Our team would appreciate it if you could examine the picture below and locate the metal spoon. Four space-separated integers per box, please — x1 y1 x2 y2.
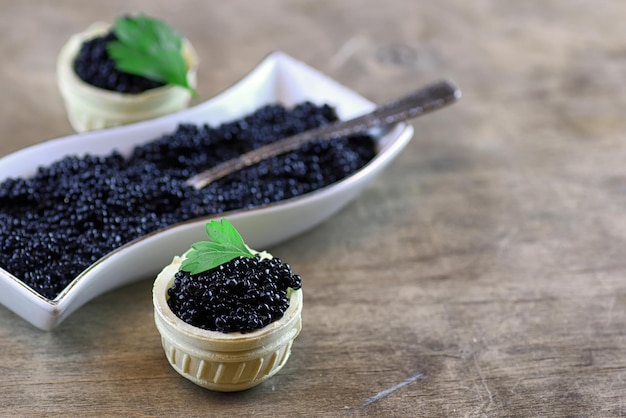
186 80 461 190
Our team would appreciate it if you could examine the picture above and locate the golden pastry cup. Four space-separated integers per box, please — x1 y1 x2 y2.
152 257 303 392
56 22 198 133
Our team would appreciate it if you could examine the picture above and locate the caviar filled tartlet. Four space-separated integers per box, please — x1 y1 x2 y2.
153 219 303 391
57 14 198 132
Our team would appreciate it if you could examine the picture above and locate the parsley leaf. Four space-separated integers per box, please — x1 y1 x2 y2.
180 219 255 275
107 14 196 95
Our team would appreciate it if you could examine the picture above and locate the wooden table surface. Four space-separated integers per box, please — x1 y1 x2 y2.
1 1 625 416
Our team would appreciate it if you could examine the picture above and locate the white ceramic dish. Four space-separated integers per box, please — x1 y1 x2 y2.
0 51 414 331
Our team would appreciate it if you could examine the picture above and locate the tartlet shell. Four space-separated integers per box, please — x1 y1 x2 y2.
152 256 303 391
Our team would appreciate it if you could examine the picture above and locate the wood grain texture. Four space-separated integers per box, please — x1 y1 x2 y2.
1 0 625 416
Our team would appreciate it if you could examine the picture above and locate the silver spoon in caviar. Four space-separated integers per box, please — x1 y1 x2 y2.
186 80 461 190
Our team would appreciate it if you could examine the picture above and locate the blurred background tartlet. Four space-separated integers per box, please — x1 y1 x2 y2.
56 20 198 132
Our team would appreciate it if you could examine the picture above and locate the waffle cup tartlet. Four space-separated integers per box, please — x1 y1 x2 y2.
153 255 303 392
56 22 198 133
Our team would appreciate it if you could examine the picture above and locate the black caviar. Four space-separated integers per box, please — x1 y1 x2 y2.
0 102 376 299
74 32 165 93
168 254 301 333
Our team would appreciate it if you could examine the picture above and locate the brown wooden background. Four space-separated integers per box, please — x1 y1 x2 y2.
0 1 624 416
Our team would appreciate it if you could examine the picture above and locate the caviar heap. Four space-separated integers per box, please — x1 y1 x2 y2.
74 32 165 93
168 254 301 333
0 103 376 299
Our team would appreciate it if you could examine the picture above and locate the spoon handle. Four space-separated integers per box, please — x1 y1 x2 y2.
187 80 461 190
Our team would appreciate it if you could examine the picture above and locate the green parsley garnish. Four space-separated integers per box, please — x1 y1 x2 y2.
107 14 197 95
180 219 255 275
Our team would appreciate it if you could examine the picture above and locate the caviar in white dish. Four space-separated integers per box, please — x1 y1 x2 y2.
0 101 366 300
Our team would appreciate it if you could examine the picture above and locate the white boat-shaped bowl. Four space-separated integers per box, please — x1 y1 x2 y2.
0 51 414 331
